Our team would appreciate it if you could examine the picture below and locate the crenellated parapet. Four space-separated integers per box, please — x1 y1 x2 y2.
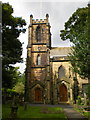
32 19 47 24
30 14 49 25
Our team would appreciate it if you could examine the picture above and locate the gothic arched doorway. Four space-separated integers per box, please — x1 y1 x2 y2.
59 84 68 102
35 87 42 102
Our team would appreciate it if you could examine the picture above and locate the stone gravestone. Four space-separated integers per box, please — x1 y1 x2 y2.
11 95 18 118
24 102 28 110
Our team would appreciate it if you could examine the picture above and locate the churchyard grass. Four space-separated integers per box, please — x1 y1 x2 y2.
2 104 67 119
83 112 90 118
74 107 90 118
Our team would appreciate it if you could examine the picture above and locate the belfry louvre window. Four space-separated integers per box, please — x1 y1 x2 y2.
37 54 41 65
36 26 42 42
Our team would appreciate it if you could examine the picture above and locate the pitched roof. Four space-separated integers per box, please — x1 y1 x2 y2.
50 47 71 57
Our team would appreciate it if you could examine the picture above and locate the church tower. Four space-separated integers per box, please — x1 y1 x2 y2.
26 14 51 104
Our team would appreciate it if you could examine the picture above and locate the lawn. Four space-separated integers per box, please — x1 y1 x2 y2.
74 107 90 118
2 104 67 119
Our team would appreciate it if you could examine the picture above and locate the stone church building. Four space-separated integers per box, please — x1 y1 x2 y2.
26 14 88 104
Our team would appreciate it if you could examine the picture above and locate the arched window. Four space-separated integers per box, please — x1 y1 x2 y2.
36 26 42 42
58 65 66 79
36 54 41 65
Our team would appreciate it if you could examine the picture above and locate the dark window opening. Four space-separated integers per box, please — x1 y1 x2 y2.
36 26 42 42
36 54 41 65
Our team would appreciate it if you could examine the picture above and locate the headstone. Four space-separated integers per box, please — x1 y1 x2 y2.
11 95 18 118
24 102 28 110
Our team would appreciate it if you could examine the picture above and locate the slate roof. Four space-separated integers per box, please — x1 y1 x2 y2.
50 47 71 58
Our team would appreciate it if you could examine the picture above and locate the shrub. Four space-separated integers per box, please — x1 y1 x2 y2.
85 84 90 99
85 84 90 105
77 96 82 105
2 88 18 103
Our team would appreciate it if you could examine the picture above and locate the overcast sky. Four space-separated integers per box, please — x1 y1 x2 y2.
2 0 88 73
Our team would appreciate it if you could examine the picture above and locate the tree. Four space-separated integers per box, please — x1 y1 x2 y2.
60 4 90 82
85 84 90 105
2 67 23 103
2 3 26 88
13 82 24 95
13 72 25 94
17 72 25 84
72 77 79 104
2 67 21 89
13 73 25 104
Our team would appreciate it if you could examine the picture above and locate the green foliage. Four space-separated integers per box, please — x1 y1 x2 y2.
2 88 17 97
74 107 90 118
77 96 82 105
2 3 26 66
83 112 90 118
17 73 25 84
2 3 26 89
2 67 21 88
2 70 25 103
2 88 17 104
60 7 88 42
85 84 90 99
60 5 90 80
13 73 25 95
72 77 79 103
13 82 24 95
